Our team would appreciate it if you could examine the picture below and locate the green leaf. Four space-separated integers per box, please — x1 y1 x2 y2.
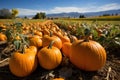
13 40 21 50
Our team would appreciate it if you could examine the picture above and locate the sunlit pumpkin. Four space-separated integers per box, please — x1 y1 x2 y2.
61 42 72 57
70 39 106 71
37 41 62 70
9 46 38 77
33 30 43 37
42 32 62 49
53 32 70 44
29 35 42 48
53 78 64 80
0 33 7 41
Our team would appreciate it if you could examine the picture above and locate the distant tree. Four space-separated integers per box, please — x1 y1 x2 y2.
102 14 110 16
33 12 46 19
11 8 19 18
111 13 114 16
0 8 12 19
33 13 40 19
115 13 118 16
40 12 46 19
24 16 28 19
79 15 85 18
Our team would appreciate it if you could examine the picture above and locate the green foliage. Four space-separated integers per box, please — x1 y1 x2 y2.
79 15 85 18
4 22 29 51
11 8 19 18
33 12 46 19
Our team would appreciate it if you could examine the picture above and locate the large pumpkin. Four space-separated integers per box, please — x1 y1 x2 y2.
37 41 62 70
9 46 38 77
70 39 106 71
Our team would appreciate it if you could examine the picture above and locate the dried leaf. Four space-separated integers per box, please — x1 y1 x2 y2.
59 67 73 78
114 40 120 45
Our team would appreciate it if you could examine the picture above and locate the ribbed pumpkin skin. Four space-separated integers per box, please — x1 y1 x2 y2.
29 35 42 48
37 46 62 70
9 47 37 77
61 42 72 57
42 35 62 49
70 40 106 71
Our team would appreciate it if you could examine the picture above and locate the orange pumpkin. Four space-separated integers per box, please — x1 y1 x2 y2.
0 33 7 41
53 78 64 80
61 42 72 57
53 32 70 44
37 41 62 70
29 35 42 48
33 30 42 37
70 35 78 42
42 33 62 49
9 46 38 77
70 39 106 71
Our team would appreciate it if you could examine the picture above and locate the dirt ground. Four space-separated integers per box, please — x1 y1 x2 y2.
0 41 120 80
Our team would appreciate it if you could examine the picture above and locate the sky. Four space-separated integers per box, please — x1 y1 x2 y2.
0 0 120 16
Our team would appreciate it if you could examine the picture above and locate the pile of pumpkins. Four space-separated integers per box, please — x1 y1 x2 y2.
0 20 106 78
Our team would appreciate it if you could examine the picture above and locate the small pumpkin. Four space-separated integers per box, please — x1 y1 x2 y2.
29 35 42 48
42 32 62 49
0 33 7 41
53 32 70 44
37 41 62 70
61 42 72 57
9 46 38 77
70 38 106 71
33 30 43 37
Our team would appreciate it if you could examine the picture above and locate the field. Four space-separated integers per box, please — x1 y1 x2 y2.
0 18 120 80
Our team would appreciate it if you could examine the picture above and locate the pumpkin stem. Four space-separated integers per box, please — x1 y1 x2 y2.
50 31 53 37
48 41 55 49
21 45 27 54
84 28 91 42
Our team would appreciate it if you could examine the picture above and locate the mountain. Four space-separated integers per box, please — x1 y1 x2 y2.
19 9 120 18
46 9 120 18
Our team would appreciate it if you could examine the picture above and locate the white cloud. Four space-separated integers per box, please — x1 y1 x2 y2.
49 3 120 13
98 3 120 11
17 8 46 15
17 3 120 15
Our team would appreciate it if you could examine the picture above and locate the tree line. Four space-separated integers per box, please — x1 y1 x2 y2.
0 8 18 19
0 8 119 19
0 8 46 19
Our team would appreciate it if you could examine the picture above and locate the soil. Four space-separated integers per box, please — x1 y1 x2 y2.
0 41 120 80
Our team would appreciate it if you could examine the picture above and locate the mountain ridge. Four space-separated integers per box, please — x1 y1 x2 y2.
47 9 120 18
19 9 120 18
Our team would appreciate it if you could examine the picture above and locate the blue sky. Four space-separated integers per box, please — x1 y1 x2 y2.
0 0 120 15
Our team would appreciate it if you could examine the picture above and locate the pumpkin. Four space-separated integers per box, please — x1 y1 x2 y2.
33 30 42 37
29 35 42 48
70 39 106 71
37 41 62 70
53 32 70 44
15 36 21 40
61 42 72 57
9 46 38 77
53 78 64 80
0 33 7 41
42 32 62 49
69 35 78 43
